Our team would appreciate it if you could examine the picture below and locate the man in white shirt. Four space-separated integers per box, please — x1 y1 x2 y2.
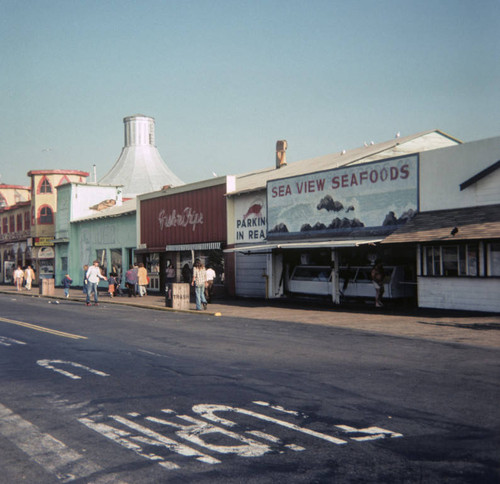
85 260 107 306
205 266 216 303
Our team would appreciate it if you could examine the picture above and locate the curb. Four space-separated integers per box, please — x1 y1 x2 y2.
0 290 222 317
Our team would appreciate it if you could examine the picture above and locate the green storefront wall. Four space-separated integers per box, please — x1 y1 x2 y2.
55 212 137 290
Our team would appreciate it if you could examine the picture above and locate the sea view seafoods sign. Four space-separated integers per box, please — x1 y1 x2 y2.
267 155 418 236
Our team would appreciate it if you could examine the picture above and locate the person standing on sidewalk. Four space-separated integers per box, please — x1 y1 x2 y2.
24 265 35 290
85 260 107 306
107 273 117 297
125 265 138 297
191 259 208 310
137 263 148 297
371 262 385 308
14 265 24 291
205 266 216 303
82 265 89 294
62 274 73 298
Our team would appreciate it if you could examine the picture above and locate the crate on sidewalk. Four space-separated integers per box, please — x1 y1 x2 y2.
39 278 55 296
165 283 190 310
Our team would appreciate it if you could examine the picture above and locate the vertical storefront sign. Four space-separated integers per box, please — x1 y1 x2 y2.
234 194 267 243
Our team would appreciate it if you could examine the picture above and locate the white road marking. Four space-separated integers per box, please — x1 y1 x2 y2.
80 403 405 471
0 403 126 483
80 417 183 471
335 425 403 441
253 401 300 415
246 430 281 442
80 415 221 468
192 404 348 445
37 360 110 380
0 335 27 346
246 429 306 451
146 414 270 457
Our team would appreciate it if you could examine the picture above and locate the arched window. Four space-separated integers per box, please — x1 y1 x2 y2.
38 205 54 224
0 193 7 208
37 176 53 194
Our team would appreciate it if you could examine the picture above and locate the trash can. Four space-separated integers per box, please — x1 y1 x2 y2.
165 283 190 310
39 278 55 296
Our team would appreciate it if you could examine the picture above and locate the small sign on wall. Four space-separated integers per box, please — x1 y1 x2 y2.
234 194 267 243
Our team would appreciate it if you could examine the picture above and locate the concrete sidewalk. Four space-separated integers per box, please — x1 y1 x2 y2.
1 285 500 348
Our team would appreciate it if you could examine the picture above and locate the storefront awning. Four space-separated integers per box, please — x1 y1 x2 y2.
224 238 382 253
165 242 222 251
382 203 500 244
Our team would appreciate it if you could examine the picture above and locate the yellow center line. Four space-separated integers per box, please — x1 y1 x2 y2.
0 317 87 340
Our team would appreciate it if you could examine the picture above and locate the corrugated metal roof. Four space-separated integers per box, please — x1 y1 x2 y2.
381 204 500 244
229 130 460 195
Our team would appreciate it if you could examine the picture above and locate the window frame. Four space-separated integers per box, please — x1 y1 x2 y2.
16 213 23 232
37 176 53 194
38 205 54 225
422 242 480 277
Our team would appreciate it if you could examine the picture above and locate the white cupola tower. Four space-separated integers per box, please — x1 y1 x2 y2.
99 114 183 198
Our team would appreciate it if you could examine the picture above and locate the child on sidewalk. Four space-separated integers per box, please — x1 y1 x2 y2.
108 273 117 297
62 274 73 298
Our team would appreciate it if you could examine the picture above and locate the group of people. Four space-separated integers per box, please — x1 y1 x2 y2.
13 258 217 309
13 265 35 291
124 263 148 297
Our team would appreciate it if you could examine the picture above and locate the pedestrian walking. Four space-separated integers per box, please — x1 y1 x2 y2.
82 265 89 294
24 265 35 290
108 273 117 297
205 266 216 303
61 274 73 298
125 265 138 297
115 272 124 296
191 259 208 310
137 263 148 297
14 265 24 291
85 260 107 306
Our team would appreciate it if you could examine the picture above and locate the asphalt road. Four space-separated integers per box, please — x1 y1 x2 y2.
0 294 499 483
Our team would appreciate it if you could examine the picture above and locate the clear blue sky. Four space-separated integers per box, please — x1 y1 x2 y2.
1 0 499 187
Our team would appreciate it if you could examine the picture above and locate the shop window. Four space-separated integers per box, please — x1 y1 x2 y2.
96 249 107 274
110 248 122 277
487 243 500 276
61 257 68 273
16 214 23 231
423 244 479 277
39 205 54 224
38 176 53 194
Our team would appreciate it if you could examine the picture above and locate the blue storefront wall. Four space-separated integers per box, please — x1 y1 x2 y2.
57 212 136 290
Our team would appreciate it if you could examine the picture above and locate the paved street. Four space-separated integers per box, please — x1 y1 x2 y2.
0 289 499 483
2 285 500 348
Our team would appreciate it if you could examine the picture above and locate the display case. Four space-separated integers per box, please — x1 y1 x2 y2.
288 265 415 299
